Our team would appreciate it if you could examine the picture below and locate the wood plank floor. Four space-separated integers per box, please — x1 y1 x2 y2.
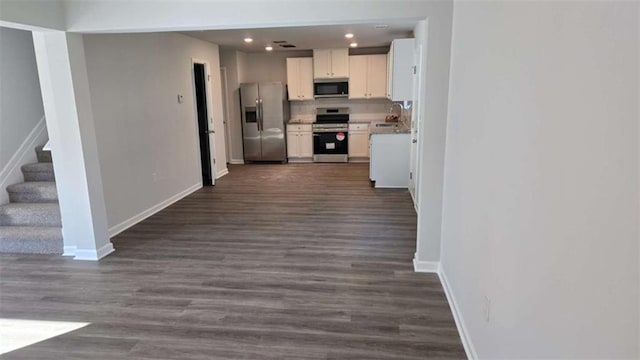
0 163 465 359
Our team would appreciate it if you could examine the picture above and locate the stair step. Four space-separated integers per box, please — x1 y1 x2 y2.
0 226 63 254
21 162 55 182
35 145 52 163
0 203 61 227
6 182 58 203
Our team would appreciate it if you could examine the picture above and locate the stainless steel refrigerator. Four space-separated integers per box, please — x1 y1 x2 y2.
240 82 289 162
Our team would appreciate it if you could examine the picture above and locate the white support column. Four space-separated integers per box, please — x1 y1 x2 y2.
32 31 113 260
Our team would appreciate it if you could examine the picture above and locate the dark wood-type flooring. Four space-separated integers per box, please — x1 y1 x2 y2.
0 163 465 359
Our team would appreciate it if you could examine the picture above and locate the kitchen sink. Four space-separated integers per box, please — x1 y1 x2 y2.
375 123 399 128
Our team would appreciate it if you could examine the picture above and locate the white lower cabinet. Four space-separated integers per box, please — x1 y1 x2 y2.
287 124 313 161
348 123 370 161
369 133 410 188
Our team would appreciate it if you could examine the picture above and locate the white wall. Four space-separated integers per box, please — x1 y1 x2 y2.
441 1 639 358
0 0 65 31
0 27 46 204
219 48 244 163
0 27 44 169
63 1 449 33
413 3 454 263
242 50 310 85
83 32 227 233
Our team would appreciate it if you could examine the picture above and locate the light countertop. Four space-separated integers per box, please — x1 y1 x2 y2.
370 121 411 134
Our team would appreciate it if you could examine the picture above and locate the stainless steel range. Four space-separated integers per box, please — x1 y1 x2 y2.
313 107 349 163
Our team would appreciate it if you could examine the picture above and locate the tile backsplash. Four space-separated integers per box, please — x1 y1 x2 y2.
290 98 393 123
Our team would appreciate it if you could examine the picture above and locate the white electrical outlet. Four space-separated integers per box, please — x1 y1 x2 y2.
483 296 491 322
152 172 158 183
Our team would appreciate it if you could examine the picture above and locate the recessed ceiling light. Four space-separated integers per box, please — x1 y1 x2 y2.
244 38 253 43
350 42 358 48
345 33 354 39
265 45 273 51
374 24 388 29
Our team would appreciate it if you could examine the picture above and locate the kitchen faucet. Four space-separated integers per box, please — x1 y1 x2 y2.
388 102 404 126
389 102 403 117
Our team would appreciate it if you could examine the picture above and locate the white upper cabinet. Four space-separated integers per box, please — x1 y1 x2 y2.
367 54 387 98
286 57 314 101
298 58 314 99
387 38 415 101
348 54 387 99
313 48 349 79
313 49 331 79
348 56 368 98
329 49 349 78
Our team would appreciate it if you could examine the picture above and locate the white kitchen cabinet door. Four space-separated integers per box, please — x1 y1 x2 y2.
298 58 314 100
386 49 392 99
287 58 314 101
299 131 313 157
348 56 368 99
387 38 415 101
330 49 349 78
367 54 388 98
349 132 369 158
286 58 300 101
286 131 299 157
313 49 331 79
314 49 349 79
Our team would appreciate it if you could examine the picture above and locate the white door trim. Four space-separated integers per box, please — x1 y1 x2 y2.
220 66 232 164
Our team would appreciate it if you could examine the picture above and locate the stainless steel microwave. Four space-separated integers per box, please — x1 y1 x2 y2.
313 79 349 99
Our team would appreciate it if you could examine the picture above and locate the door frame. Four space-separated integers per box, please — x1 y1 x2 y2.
220 66 232 164
408 44 423 210
191 58 215 186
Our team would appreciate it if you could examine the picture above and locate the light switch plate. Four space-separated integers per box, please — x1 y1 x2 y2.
177 94 184 103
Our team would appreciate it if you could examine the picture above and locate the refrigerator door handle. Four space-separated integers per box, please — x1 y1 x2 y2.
255 98 261 131
259 98 264 131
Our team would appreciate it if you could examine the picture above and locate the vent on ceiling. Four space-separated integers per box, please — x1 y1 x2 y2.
279 44 297 48
272 40 287 44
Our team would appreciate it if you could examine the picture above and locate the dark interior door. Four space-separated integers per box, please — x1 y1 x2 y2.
194 63 213 186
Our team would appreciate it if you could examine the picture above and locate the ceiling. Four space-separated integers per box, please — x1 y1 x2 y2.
182 21 416 53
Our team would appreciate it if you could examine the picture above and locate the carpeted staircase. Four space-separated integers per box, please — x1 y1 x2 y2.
0 145 62 254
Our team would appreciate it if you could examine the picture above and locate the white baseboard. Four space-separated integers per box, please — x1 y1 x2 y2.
0 116 47 204
62 246 77 257
108 182 202 238
216 167 229 179
287 158 313 163
438 269 478 360
413 255 440 273
73 242 114 261
229 159 244 165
